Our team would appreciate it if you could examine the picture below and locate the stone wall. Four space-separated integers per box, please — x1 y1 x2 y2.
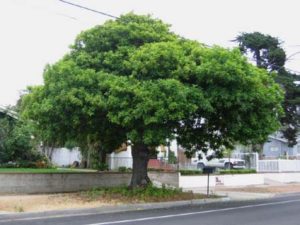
0 172 131 194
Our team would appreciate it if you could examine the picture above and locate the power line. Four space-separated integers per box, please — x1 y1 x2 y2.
58 0 119 19
286 51 300 61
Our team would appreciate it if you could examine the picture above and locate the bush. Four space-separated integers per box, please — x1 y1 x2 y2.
118 166 127 172
95 163 109 171
179 169 256 176
180 170 203 176
218 169 256 174
0 162 16 168
0 118 39 163
0 158 54 169
168 151 177 164
118 166 132 172
83 184 187 202
147 168 164 172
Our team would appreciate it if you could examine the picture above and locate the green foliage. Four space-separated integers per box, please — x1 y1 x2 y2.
147 168 164 172
117 166 132 172
180 170 203 176
0 158 53 169
0 114 42 163
218 169 256 174
236 32 286 70
180 169 256 175
168 151 177 164
94 163 109 171
82 185 200 202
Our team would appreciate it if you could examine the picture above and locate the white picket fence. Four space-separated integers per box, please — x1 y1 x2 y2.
258 159 300 172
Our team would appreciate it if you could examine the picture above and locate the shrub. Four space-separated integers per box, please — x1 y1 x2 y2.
118 166 132 172
147 168 164 172
96 163 109 171
83 184 187 202
35 160 47 168
180 170 203 176
218 169 256 174
118 166 127 172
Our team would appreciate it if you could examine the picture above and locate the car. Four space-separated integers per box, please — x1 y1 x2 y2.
194 157 246 170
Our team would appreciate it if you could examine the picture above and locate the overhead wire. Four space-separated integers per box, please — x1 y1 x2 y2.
58 0 119 19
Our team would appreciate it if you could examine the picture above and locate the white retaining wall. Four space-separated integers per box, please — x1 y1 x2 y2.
179 174 216 188
179 173 264 188
264 173 300 183
214 174 264 186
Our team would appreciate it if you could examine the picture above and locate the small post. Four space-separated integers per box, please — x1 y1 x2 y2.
207 172 210 197
255 152 259 172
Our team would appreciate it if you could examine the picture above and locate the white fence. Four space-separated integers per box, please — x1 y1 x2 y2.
107 157 133 170
258 159 300 172
51 148 82 167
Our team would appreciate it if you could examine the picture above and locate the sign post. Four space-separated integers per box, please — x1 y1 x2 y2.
202 167 214 197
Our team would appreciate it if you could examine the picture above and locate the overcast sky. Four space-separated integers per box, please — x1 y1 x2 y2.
1 0 300 106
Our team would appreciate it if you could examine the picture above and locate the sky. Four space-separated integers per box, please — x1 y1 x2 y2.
1 0 300 106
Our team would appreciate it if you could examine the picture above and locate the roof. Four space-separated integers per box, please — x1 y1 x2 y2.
0 105 18 119
268 135 288 143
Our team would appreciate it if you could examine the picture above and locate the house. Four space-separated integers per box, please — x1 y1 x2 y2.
232 131 300 161
262 132 300 159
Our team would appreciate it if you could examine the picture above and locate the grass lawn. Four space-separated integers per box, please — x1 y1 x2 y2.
0 168 98 173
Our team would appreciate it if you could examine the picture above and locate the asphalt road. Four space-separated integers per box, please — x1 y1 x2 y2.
1 194 300 225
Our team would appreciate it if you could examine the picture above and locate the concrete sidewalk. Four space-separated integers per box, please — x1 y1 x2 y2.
186 182 300 200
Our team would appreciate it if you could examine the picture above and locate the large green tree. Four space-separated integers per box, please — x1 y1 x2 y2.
236 32 300 146
22 14 283 187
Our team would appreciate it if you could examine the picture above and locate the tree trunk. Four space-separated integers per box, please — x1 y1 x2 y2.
130 143 151 188
99 147 107 164
255 49 262 68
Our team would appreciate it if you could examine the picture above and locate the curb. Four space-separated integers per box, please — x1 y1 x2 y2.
274 192 300 198
216 191 275 200
0 197 230 220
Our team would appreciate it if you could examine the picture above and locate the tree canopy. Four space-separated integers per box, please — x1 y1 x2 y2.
236 32 286 71
22 14 283 187
236 32 300 146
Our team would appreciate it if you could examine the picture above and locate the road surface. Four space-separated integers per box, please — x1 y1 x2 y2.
1 194 300 225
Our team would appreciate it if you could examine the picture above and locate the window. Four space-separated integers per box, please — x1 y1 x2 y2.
270 146 278 152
